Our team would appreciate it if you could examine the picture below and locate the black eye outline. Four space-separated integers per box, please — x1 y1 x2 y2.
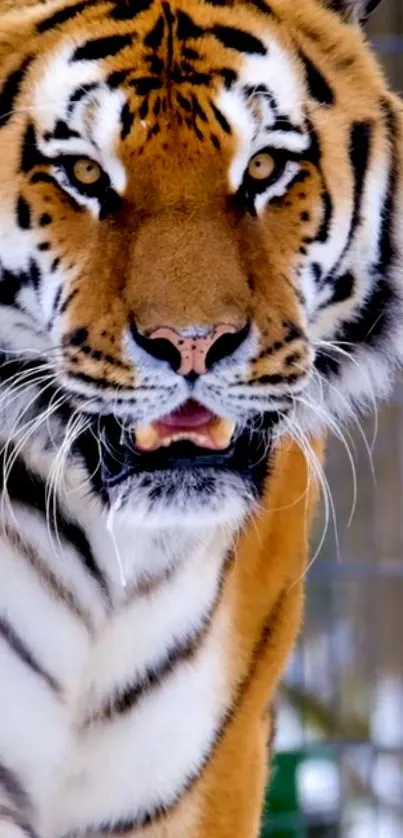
56 155 111 199
238 147 287 215
52 155 122 218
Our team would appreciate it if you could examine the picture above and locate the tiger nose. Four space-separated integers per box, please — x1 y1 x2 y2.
131 322 250 380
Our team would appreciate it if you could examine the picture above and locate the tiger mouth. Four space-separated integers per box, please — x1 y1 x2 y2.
98 400 281 493
134 401 236 453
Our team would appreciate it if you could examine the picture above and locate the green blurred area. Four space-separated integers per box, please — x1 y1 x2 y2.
261 752 338 838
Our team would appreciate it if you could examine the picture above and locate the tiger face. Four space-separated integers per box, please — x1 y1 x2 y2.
0 0 402 528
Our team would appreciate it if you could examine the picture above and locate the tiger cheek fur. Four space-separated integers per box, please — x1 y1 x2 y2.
0 0 401 836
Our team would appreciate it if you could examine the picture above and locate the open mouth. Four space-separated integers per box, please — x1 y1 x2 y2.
98 400 281 497
134 400 236 453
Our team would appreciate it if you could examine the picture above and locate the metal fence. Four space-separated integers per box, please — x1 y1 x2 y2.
262 4 403 835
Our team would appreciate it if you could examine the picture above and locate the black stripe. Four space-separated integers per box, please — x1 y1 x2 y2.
88 628 208 724
321 271 355 307
62 590 287 837
144 15 165 49
129 77 162 95
28 258 41 289
191 95 208 122
0 261 42 303
0 807 38 838
177 92 192 113
109 0 152 19
5 525 93 632
46 119 80 141
0 448 110 602
20 122 46 173
68 83 99 112
86 554 231 725
336 275 394 352
243 82 272 101
299 51 334 105
59 287 79 314
120 102 134 140
272 116 303 134
346 121 372 245
72 34 132 63
176 10 203 40
0 615 60 694
210 25 267 55
210 101 231 134
65 370 121 390
251 372 301 386
163 2 175 75
0 266 22 305
328 120 372 274
37 0 89 32
106 70 130 89
16 195 31 230
302 119 333 245
316 189 333 243
315 106 399 373
217 67 237 88
245 0 275 12
0 57 33 130
376 99 398 275
0 761 32 814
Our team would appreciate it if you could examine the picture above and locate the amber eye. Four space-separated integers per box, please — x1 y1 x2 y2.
247 152 276 181
72 157 103 186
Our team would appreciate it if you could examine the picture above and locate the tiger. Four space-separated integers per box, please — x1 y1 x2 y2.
0 0 401 835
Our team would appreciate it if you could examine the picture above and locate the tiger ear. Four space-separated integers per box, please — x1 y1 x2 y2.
327 0 384 24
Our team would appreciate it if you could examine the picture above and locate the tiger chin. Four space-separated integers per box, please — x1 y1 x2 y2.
0 0 401 835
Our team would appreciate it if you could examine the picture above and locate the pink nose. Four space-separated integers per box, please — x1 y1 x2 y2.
148 324 242 376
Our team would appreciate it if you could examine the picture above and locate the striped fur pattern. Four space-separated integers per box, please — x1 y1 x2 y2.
0 0 400 835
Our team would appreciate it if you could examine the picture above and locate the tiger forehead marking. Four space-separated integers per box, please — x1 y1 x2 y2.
0 0 398 428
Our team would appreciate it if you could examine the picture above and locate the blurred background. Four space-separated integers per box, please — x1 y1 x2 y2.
262 3 403 836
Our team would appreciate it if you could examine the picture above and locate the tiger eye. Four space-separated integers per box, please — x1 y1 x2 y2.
73 158 102 186
247 152 275 181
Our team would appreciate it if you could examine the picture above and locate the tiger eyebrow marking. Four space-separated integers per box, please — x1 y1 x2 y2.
209 25 267 56
67 83 99 114
0 56 33 130
71 34 133 63
36 0 90 33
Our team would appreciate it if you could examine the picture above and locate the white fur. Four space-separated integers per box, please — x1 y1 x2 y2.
0 12 403 838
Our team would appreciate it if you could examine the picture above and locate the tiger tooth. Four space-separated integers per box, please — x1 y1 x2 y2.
134 416 237 452
134 423 160 451
209 418 236 449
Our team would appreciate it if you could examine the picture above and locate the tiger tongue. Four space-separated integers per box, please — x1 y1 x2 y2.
134 402 236 452
160 400 213 429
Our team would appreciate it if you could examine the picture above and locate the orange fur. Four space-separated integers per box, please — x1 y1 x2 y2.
0 0 398 833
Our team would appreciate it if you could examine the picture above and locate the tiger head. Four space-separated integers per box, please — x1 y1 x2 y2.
0 0 401 528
